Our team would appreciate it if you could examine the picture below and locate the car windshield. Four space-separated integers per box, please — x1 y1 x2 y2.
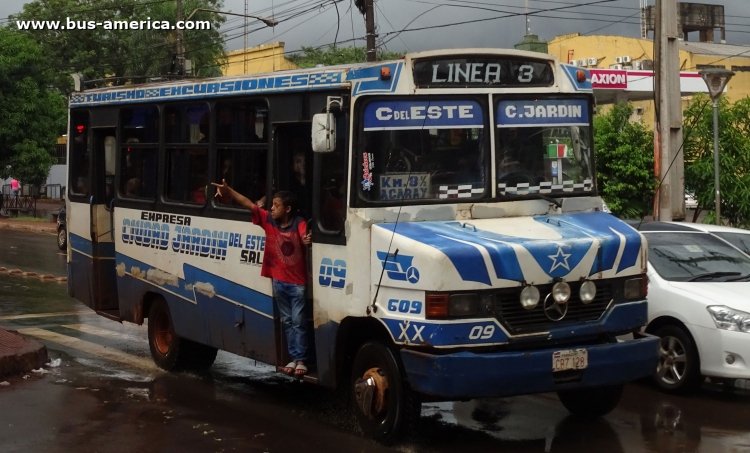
645 232 750 281
713 231 750 256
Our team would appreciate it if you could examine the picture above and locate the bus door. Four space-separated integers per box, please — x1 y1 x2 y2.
67 121 119 317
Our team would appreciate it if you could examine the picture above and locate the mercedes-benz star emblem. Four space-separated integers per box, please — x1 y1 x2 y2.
543 293 568 322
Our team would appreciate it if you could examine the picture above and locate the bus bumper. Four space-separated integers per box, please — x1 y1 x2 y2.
400 334 659 399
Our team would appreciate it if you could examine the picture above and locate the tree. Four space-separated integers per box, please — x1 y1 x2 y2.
683 94 750 227
0 28 66 186
594 103 656 219
289 46 403 68
12 0 226 93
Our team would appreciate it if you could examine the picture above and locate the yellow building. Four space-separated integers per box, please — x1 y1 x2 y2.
548 33 750 125
223 42 298 76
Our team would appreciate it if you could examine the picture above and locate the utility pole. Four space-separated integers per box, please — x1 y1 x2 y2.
365 0 377 61
653 0 684 221
175 0 185 76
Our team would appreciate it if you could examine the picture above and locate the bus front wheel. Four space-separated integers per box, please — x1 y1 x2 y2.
351 342 420 443
147 298 217 371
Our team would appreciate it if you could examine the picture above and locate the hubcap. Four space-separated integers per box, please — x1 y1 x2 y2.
153 311 172 355
657 335 687 385
354 367 389 419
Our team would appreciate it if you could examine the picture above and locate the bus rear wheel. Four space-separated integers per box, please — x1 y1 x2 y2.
147 298 217 371
351 342 420 444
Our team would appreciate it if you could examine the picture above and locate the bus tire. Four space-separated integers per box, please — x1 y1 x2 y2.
350 342 420 443
557 384 623 418
183 340 218 371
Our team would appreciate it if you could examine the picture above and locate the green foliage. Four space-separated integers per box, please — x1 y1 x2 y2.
12 0 226 92
0 28 66 185
683 95 750 227
594 103 656 219
289 46 403 68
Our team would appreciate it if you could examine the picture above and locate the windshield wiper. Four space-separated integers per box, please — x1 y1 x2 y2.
687 271 741 282
725 273 750 282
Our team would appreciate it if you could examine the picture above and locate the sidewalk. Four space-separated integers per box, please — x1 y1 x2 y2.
0 198 62 234
0 198 60 379
0 329 48 379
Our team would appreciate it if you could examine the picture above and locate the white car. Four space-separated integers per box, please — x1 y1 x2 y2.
677 222 750 257
636 222 750 392
685 193 698 209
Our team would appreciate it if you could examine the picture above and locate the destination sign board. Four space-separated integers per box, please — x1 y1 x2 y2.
413 56 554 88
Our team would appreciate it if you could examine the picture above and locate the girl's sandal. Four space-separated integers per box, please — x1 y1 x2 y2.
294 361 308 378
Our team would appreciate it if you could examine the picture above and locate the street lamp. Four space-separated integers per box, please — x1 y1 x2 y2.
184 8 279 27
699 68 734 225
177 8 278 76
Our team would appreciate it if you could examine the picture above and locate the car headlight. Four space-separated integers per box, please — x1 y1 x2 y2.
520 285 540 310
707 305 750 333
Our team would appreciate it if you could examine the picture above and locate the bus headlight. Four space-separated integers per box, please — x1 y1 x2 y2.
579 280 597 304
449 293 479 317
520 285 540 310
552 282 571 304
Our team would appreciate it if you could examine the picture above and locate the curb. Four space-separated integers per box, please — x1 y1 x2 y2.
0 267 67 283
0 329 49 379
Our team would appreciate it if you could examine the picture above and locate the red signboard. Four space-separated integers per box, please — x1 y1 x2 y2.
590 69 628 89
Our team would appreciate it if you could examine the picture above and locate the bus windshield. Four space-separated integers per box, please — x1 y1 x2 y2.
357 98 488 204
356 96 594 205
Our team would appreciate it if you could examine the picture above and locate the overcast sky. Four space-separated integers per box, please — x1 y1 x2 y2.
2 0 749 55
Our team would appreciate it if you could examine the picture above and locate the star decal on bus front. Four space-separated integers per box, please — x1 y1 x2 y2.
548 246 572 273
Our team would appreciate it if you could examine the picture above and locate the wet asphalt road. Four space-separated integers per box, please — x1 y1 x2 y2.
1 229 749 452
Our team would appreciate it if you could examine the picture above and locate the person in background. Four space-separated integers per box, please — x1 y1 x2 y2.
211 180 312 377
10 178 20 199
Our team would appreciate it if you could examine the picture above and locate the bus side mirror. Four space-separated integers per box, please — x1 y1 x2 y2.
311 113 336 153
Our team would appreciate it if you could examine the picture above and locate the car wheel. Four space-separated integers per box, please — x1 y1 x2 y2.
653 325 701 393
57 226 67 250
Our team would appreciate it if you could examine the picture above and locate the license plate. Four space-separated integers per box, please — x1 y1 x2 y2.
552 349 588 372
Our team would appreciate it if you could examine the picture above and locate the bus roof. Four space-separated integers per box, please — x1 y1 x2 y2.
69 48 588 107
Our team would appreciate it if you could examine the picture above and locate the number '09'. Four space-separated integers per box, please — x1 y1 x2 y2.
469 325 495 340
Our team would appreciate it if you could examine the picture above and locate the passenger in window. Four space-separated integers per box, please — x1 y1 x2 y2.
290 150 311 217
244 109 263 142
191 174 208 204
125 177 142 197
211 180 312 378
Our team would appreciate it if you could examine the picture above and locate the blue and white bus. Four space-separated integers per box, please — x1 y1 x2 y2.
65 48 658 441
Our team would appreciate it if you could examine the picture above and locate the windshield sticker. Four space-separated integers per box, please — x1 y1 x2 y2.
496 99 589 127
498 179 593 195
438 184 484 199
362 152 375 191
379 173 431 200
684 245 702 253
364 100 483 131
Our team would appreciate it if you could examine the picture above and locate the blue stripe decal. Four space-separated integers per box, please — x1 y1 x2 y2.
70 233 115 257
183 264 273 315
379 222 493 285
114 253 273 316
378 212 641 285
539 213 641 274
349 62 402 95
